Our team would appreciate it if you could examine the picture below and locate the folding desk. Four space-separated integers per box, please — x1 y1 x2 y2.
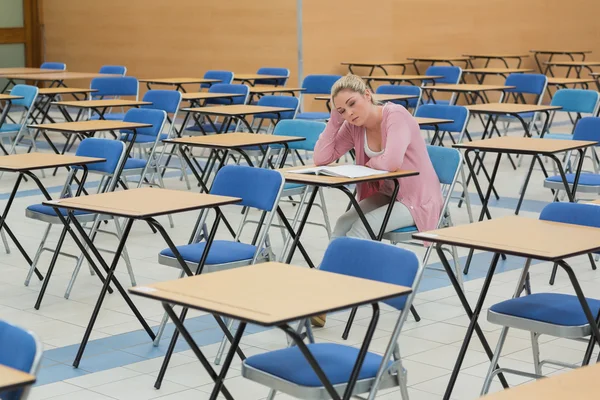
482 362 600 399
547 77 595 89
414 116 454 145
0 67 67 93
180 92 244 107
530 49 591 73
407 56 472 74
315 93 419 112
43 187 241 367
1 72 120 91
248 86 306 103
454 136 597 271
34 87 97 124
52 99 151 121
340 61 412 75
544 60 600 78
232 73 285 86
462 54 529 68
0 365 36 393
139 77 221 92
421 84 514 106
413 216 600 400
462 68 534 84
0 153 104 283
362 74 443 89
130 262 412 400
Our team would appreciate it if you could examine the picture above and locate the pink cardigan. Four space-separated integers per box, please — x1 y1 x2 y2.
313 103 443 233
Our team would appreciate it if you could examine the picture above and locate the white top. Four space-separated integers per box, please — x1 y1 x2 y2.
364 129 384 158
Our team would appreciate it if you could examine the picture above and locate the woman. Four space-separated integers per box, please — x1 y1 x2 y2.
313 74 443 241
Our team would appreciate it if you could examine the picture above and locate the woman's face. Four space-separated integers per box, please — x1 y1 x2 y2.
333 89 373 127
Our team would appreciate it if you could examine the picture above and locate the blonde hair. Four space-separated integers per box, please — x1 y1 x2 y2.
331 74 377 107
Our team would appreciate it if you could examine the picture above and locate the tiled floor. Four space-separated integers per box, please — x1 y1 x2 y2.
1 113 599 399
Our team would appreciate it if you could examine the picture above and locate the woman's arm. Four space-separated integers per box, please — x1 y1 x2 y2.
313 109 355 166
366 109 413 171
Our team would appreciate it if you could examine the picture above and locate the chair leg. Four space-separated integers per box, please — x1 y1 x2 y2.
114 218 136 287
153 270 186 346
481 326 510 396
531 332 543 375
24 224 51 286
1 228 9 254
214 318 235 365
393 345 409 400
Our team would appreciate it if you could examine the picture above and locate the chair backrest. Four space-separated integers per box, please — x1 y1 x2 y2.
99 65 127 75
415 104 469 139
540 202 600 228
90 76 139 99
121 108 167 139
320 238 421 311
301 74 342 95
427 145 462 186
202 70 234 89
141 90 182 115
571 117 600 144
254 67 290 86
376 85 422 109
504 73 547 98
273 119 325 151
40 62 66 70
0 320 42 400
255 95 299 120
206 83 249 106
210 165 284 212
550 89 600 115
74 138 127 176
9 84 38 108
425 65 462 84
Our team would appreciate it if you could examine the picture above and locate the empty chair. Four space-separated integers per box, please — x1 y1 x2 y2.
40 62 66 71
296 74 342 120
253 67 290 86
99 65 127 75
89 76 139 120
0 320 42 400
375 84 421 113
184 83 249 134
422 65 462 105
0 85 39 156
480 202 600 395
543 89 600 140
242 237 423 400
251 94 299 132
201 70 234 89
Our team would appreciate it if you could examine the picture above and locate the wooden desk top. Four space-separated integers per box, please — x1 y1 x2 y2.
466 103 562 114
233 74 285 81
43 187 241 219
314 94 418 102
181 92 245 101
364 74 443 82
413 215 600 261
30 120 152 133
164 132 305 148
38 87 98 95
0 365 36 392
482 363 600 399
183 105 294 116
280 164 419 187
423 84 514 92
463 53 529 59
408 56 471 62
414 117 454 126
129 262 411 326
0 67 63 76
463 68 535 74
52 99 151 108
341 61 412 66
3 72 120 80
249 86 306 94
0 152 104 172
0 94 24 101
530 49 592 54
590 72 600 77
545 60 600 67
547 77 596 85
139 77 221 85
453 136 597 154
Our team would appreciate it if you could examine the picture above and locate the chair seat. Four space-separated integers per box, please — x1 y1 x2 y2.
284 182 304 191
296 112 330 120
490 293 600 326
243 343 390 387
391 225 417 233
120 133 167 143
0 123 22 133
124 158 147 169
543 133 572 140
545 173 600 186
26 203 91 217
185 123 237 133
90 113 126 121
159 240 257 265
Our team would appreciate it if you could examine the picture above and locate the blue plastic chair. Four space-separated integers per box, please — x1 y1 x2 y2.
254 67 290 86
89 76 139 120
241 238 423 399
375 85 421 112
99 65 127 75
185 83 249 134
296 74 342 120
481 202 600 394
201 70 234 89
251 95 299 132
0 320 42 400
24 138 133 300
40 62 66 71
0 85 39 155
543 89 600 140
422 66 462 105
154 165 285 345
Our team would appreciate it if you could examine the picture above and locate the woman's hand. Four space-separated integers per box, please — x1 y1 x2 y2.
329 103 345 127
